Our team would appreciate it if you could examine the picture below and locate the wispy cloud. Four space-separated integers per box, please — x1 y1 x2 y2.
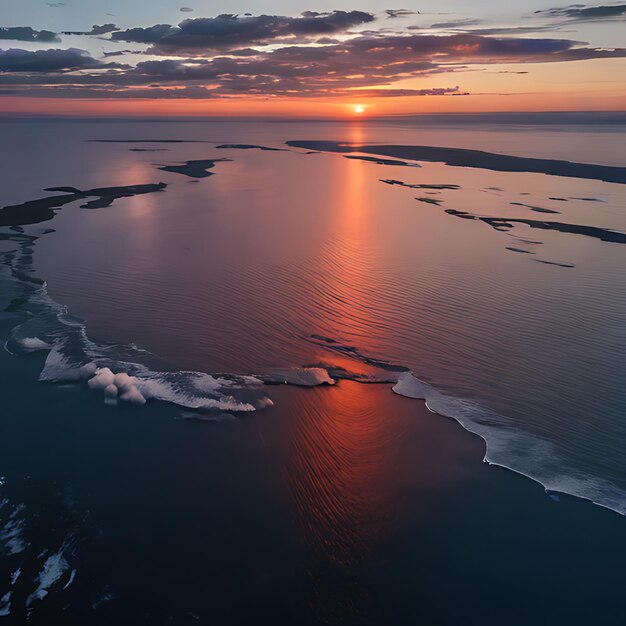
535 3 626 20
63 24 120 36
385 9 420 19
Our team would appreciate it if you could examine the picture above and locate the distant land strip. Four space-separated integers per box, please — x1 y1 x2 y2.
0 183 166 227
286 141 626 185
444 209 626 244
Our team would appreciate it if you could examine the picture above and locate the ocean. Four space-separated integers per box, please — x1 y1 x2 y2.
1 114 625 624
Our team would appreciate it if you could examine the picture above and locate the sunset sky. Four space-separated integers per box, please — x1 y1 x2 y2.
1 1 625 116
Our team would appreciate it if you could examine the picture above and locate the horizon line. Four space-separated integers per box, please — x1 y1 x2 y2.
1 110 626 124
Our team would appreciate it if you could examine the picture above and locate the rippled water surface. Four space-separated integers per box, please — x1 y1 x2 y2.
23 121 626 502
1 117 626 623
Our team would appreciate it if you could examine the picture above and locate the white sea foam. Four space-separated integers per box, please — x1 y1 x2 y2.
63 569 76 590
261 367 335 386
39 346 269 413
27 550 69 605
0 238 274 414
92 590 114 610
4 217 626 517
0 592 11 617
39 348 87 382
16 337 53 352
87 367 116 390
86 368 146 405
104 383 119 405
10 569 21 586
393 372 626 515
0 505 27 555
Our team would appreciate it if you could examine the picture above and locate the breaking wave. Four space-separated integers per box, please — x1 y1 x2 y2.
391 372 626 515
1 228 271 417
2 223 626 517
306 335 626 516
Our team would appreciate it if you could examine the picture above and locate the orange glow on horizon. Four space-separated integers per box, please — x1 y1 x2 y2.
1 91 624 119
0 56 624 118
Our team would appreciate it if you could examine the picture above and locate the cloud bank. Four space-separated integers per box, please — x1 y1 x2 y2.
536 4 626 20
0 48 108 72
1 8 625 102
0 27 59 43
111 11 376 53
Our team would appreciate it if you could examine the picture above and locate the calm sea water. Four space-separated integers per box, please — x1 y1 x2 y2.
1 117 625 624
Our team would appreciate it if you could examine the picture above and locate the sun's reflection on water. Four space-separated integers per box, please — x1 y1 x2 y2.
286 382 399 623
284 122 403 622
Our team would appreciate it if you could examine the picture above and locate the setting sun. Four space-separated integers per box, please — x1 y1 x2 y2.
354 104 366 114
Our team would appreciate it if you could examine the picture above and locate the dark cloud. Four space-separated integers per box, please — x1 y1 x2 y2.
0 26 60 42
0 84 467 99
409 20 561 35
385 9 419 18
457 25 562 35
180 7 194 12
0 48 108 72
111 24 177 44
334 32 618 63
63 24 120 36
103 49 136 57
89 23 120 35
1 31 625 98
111 11 376 53
430 19 483 28
227 47 262 56
535 4 626 19
346 87 466 97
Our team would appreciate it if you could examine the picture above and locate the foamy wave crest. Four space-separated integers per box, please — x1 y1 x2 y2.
2 230 271 416
39 346 271 413
27 549 70 605
4 228 626 515
0 503 27 556
308 335 626 515
260 367 335 386
14 337 53 352
393 371 626 514
0 480 80 619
